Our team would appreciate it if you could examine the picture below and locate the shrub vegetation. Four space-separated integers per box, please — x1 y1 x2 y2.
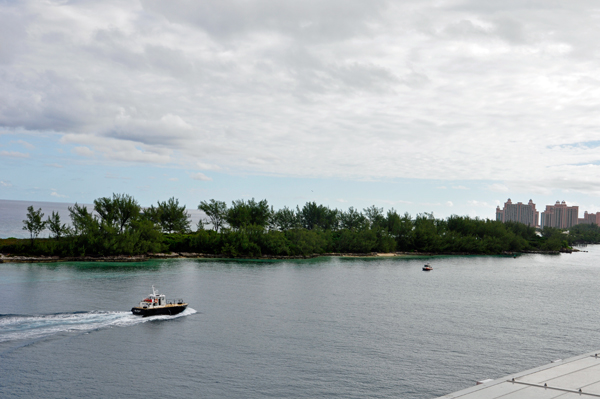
1 193 584 258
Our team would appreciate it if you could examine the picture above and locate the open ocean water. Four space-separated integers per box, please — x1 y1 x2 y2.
1 247 600 398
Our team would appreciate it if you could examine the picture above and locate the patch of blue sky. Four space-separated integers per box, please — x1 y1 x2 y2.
568 161 600 166
552 140 600 149
3 131 598 220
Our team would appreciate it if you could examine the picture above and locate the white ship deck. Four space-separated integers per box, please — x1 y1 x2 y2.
438 351 600 398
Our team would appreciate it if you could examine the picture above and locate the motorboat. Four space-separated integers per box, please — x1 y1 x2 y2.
423 264 433 271
131 286 187 317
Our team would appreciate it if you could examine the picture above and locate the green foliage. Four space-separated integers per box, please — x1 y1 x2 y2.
225 198 271 229
270 206 301 231
261 230 291 255
363 205 385 228
568 223 600 244
538 227 567 251
339 207 367 230
198 199 228 231
22 206 46 246
69 203 97 236
8 194 588 259
146 197 191 233
300 202 338 230
46 211 69 239
334 228 377 253
285 228 329 256
94 193 141 234
61 196 163 256
387 210 414 251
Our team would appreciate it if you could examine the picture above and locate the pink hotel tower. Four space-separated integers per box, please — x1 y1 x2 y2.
495 199 539 227
496 199 593 228
539 200 579 229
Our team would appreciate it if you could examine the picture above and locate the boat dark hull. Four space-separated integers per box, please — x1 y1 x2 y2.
131 304 187 317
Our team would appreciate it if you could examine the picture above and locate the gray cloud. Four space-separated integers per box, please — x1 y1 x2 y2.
2 0 600 194
142 0 387 43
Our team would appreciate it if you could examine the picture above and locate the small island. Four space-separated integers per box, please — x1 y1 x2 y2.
2 193 598 263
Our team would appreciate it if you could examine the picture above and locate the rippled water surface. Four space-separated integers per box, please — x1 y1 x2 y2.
1 248 599 398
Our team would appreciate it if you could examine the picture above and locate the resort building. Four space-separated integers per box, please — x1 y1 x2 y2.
540 201 579 229
495 199 539 227
495 198 600 228
579 211 600 226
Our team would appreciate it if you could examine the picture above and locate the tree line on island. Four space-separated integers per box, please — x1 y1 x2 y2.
6 193 599 258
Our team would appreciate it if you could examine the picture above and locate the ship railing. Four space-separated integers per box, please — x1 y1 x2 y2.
166 298 185 305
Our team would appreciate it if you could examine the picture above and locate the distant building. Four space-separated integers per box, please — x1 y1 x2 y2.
579 211 600 226
496 199 539 227
540 201 579 229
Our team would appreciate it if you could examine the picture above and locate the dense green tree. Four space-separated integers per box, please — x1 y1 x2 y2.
198 199 228 232
150 197 191 233
339 207 366 230
220 228 262 257
249 199 271 227
68 203 98 235
93 196 118 230
363 205 385 228
46 211 69 239
270 206 301 231
539 227 567 251
387 210 414 251
261 230 291 255
413 212 440 252
300 202 338 230
285 228 328 256
23 206 46 246
568 223 600 244
10 194 588 258
226 198 271 229
94 193 141 234
142 205 161 226
335 228 377 253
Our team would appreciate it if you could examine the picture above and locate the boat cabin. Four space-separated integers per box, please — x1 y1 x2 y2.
139 292 166 308
137 286 185 309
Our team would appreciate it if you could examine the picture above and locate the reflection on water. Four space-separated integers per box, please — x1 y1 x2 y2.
1 248 600 398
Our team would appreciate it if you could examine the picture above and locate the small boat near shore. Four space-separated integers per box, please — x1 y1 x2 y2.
131 286 187 317
423 264 432 271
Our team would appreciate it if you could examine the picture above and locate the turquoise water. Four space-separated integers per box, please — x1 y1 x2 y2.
1 249 599 398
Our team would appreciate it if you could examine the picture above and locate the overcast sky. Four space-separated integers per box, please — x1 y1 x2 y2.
2 0 600 219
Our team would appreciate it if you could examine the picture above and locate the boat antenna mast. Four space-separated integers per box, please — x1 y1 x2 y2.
152 285 157 296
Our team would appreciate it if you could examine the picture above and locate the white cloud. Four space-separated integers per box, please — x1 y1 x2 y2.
452 186 469 190
14 140 34 149
488 183 509 192
0 151 29 158
446 201 453 207
196 162 221 171
0 180 12 187
467 200 495 208
2 1 600 195
72 146 94 157
45 163 63 168
191 172 212 181
50 191 67 198
337 198 348 203
169 178 179 181
64 135 171 164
